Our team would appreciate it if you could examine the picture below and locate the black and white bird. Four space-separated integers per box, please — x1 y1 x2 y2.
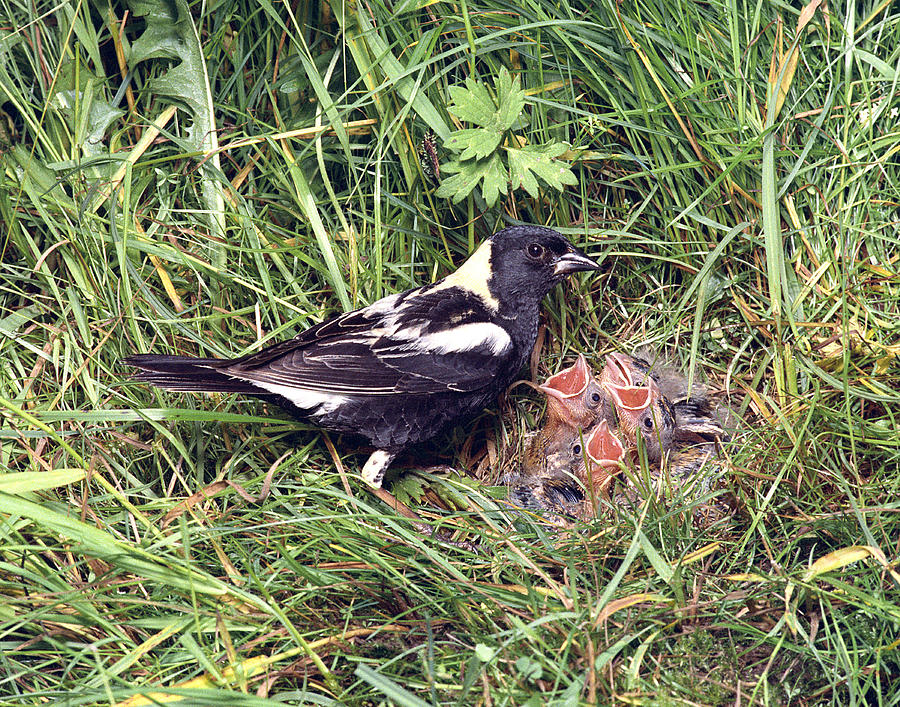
124 225 598 487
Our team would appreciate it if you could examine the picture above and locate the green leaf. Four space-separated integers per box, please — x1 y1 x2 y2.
447 79 496 126
393 474 428 505
436 153 508 207
354 664 431 707
446 127 502 161
515 656 543 682
494 66 525 132
0 492 229 596
506 144 577 198
0 470 86 494
474 643 496 662
127 0 226 252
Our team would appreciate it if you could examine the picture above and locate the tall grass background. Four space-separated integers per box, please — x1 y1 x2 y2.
1 0 898 704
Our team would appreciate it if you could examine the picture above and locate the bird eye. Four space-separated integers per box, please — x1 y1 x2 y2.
590 391 601 406
642 416 655 429
572 444 582 455
526 243 544 259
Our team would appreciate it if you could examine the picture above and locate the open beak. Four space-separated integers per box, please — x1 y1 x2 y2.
586 420 625 467
605 382 652 412
538 354 590 399
602 353 635 388
553 248 600 276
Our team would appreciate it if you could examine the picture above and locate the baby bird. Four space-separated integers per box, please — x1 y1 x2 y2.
601 351 733 519
507 419 627 521
538 353 612 430
600 352 676 464
577 420 626 515
522 354 610 477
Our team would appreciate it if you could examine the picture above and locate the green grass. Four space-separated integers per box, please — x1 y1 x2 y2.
1 0 899 704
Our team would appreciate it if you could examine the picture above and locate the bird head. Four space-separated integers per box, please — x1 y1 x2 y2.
485 226 598 304
600 353 676 463
580 419 625 499
538 354 607 428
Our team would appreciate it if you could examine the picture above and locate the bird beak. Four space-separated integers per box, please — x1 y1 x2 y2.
586 420 625 466
605 381 653 412
539 354 590 399
553 249 599 276
602 353 635 388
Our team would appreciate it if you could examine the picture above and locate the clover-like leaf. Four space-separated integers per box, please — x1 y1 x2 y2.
494 66 525 132
447 78 496 126
446 128 502 161
392 474 428 505
506 143 577 198
438 68 573 207
435 153 509 207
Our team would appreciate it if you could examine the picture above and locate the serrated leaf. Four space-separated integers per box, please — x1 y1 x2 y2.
506 144 577 197
447 79 496 125
495 67 525 132
446 127 502 161
127 0 225 250
392 474 428 505
128 0 206 122
436 154 508 207
480 153 509 207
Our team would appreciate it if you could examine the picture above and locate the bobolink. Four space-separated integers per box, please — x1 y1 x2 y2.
124 225 598 487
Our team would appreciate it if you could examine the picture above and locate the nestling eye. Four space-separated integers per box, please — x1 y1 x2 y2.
642 416 655 430
572 444 582 456
589 391 602 406
526 243 544 259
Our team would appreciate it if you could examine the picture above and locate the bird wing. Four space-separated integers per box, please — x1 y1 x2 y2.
216 288 517 396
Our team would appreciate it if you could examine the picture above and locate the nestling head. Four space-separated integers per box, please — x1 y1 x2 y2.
539 354 607 428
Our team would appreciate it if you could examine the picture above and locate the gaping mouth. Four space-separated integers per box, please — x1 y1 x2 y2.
603 352 634 388
605 381 654 412
601 353 654 412
538 354 590 400
586 420 625 466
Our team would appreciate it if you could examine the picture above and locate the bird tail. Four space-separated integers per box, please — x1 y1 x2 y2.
123 354 260 394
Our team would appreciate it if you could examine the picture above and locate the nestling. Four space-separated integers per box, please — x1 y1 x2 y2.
600 352 676 464
124 226 598 488
522 354 611 478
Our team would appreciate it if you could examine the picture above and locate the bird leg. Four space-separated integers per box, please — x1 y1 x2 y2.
362 449 395 488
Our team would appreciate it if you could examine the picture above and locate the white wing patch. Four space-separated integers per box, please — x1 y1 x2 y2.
416 322 511 354
248 380 350 414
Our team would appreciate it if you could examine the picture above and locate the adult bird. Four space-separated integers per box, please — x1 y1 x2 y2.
124 225 598 487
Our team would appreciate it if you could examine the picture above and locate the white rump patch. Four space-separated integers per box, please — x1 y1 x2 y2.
417 322 511 355
250 381 350 414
